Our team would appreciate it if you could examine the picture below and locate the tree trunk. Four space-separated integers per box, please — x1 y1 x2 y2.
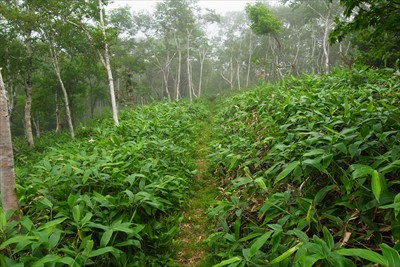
163 68 171 101
322 11 331 74
186 30 192 102
33 116 40 137
186 28 196 102
175 34 182 100
220 56 234 89
236 60 241 90
246 32 253 87
0 69 19 216
55 92 62 132
198 46 207 97
48 43 75 139
24 38 34 147
99 0 119 125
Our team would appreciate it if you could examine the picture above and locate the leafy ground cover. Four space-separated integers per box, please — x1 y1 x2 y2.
1 100 209 266
2 68 400 267
206 68 400 266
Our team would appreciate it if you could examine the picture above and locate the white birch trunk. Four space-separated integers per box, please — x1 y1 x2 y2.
322 10 331 74
48 42 75 139
55 92 61 132
24 37 34 147
0 69 19 216
236 60 241 90
246 32 253 87
174 33 182 100
99 0 119 125
198 46 207 97
186 29 193 102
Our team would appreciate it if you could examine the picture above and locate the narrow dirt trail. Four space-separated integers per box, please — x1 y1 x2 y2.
175 104 219 267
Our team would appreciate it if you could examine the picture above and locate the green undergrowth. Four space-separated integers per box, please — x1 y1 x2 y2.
1 100 210 266
206 68 400 266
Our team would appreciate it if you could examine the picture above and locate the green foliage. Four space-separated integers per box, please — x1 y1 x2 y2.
330 0 400 67
3 100 209 266
245 2 283 37
207 68 400 266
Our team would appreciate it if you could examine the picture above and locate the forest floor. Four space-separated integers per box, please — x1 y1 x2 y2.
175 104 219 266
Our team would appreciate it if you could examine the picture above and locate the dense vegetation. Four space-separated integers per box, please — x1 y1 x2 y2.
206 68 400 266
1 0 400 266
1 100 209 266
2 68 400 267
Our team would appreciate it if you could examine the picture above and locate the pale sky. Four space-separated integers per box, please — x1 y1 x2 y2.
108 0 274 14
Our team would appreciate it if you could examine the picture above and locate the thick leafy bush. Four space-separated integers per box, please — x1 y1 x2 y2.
207 68 400 266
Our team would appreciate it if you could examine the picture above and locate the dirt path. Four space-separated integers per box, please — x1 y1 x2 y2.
175 107 219 266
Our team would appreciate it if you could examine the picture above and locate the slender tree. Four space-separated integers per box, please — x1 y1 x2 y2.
45 33 75 138
0 69 19 216
98 0 118 125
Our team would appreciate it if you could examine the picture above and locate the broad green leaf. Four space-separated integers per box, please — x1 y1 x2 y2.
20 216 34 231
344 96 350 119
32 255 61 267
274 161 299 184
213 256 242 267
89 247 121 258
57 257 75 265
336 248 387 265
239 232 262 242
296 253 325 266
270 242 302 264
39 198 53 209
14 238 36 253
81 212 93 226
115 239 141 248
322 227 334 250
287 229 309 243
380 243 400 267
302 158 327 174
86 222 109 231
0 209 7 230
348 141 363 158
82 239 94 257
67 194 76 208
379 160 400 174
231 177 253 189
371 170 381 201
233 218 241 241
0 236 37 249
303 149 325 157
37 217 67 231
249 232 272 257
351 164 373 179
380 193 400 217
100 229 113 247
367 100 374 112
333 142 347 154
323 126 340 136
254 177 267 191
48 231 61 249
380 202 400 210
314 185 336 205
111 221 134 234
72 205 81 223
